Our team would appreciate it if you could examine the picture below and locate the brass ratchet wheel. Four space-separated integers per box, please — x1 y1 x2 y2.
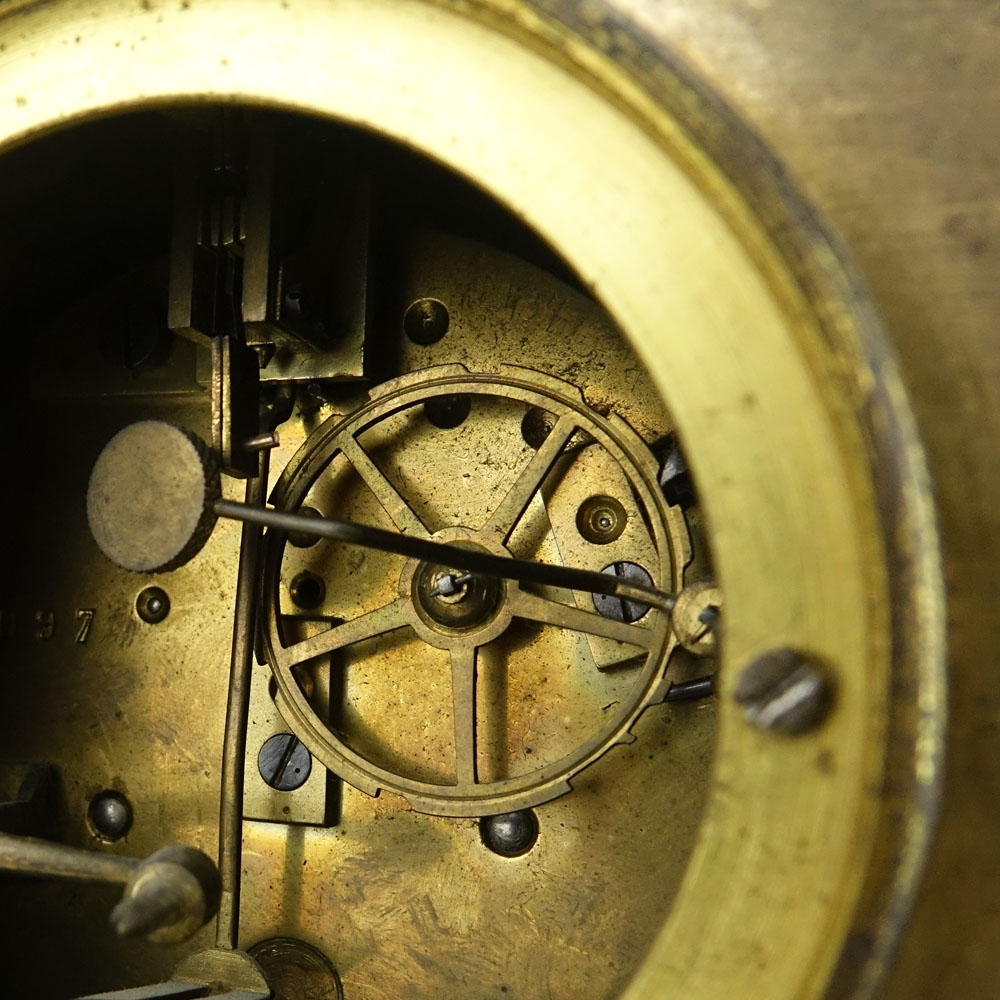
262 365 688 817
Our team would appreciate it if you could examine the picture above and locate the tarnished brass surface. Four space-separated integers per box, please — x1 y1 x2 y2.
0 216 717 998
244 238 715 997
0 0 987 998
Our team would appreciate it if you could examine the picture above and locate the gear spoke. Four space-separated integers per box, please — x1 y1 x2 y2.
277 597 411 669
484 412 577 542
450 644 479 786
339 434 430 538
510 589 654 649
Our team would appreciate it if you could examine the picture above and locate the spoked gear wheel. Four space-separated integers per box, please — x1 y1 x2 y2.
261 365 691 816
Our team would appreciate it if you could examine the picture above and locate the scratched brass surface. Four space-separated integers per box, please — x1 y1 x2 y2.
0 0 968 998
0 201 716 999
250 236 713 997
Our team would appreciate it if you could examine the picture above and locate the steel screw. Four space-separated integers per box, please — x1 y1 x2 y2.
258 733 312 791
89 789 133 842
520 406 556 449
480 809 539 857
733 648 834 735
136 586 170 624
593 562 655 623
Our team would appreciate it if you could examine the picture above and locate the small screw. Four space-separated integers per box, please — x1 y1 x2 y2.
521 407 556 449
303 381 335 408
480 810 539 857
258 733 312 791
403 298 450 345
136 587 170 624
88 789 133 842
576 495 627 544
734 648 834 735
593 562 654 623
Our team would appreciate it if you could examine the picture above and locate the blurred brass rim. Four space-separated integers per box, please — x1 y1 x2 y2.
0 1 944 998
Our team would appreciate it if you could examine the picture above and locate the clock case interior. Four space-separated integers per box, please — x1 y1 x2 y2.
0 107 718 1000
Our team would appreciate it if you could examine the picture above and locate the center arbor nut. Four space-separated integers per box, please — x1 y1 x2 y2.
413 561 504 632
576 494 627 544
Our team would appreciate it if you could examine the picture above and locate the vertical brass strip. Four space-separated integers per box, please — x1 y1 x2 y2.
216 453 269 950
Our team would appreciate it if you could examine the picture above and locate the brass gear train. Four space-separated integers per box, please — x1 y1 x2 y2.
262 365 690 817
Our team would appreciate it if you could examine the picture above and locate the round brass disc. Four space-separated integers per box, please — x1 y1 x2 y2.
86 420 220 573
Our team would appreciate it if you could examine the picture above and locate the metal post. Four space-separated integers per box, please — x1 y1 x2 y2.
216 451 269 949
0 832 138 884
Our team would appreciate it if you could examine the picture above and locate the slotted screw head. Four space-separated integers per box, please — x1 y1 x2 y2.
734 648 834 735
258 733 312 791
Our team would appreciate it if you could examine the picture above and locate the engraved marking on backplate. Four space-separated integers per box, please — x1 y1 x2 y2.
75 609 96 644
34 609 56 641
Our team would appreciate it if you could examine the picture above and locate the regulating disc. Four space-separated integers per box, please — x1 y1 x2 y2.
87 420 221 573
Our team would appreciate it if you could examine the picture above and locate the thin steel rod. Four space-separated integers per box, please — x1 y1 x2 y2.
214 499 676 613
244 430 279 453
664 676 716 702
216 453 270 950
0 833 138 884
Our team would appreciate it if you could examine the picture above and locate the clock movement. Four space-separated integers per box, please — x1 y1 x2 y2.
0 2 995 999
